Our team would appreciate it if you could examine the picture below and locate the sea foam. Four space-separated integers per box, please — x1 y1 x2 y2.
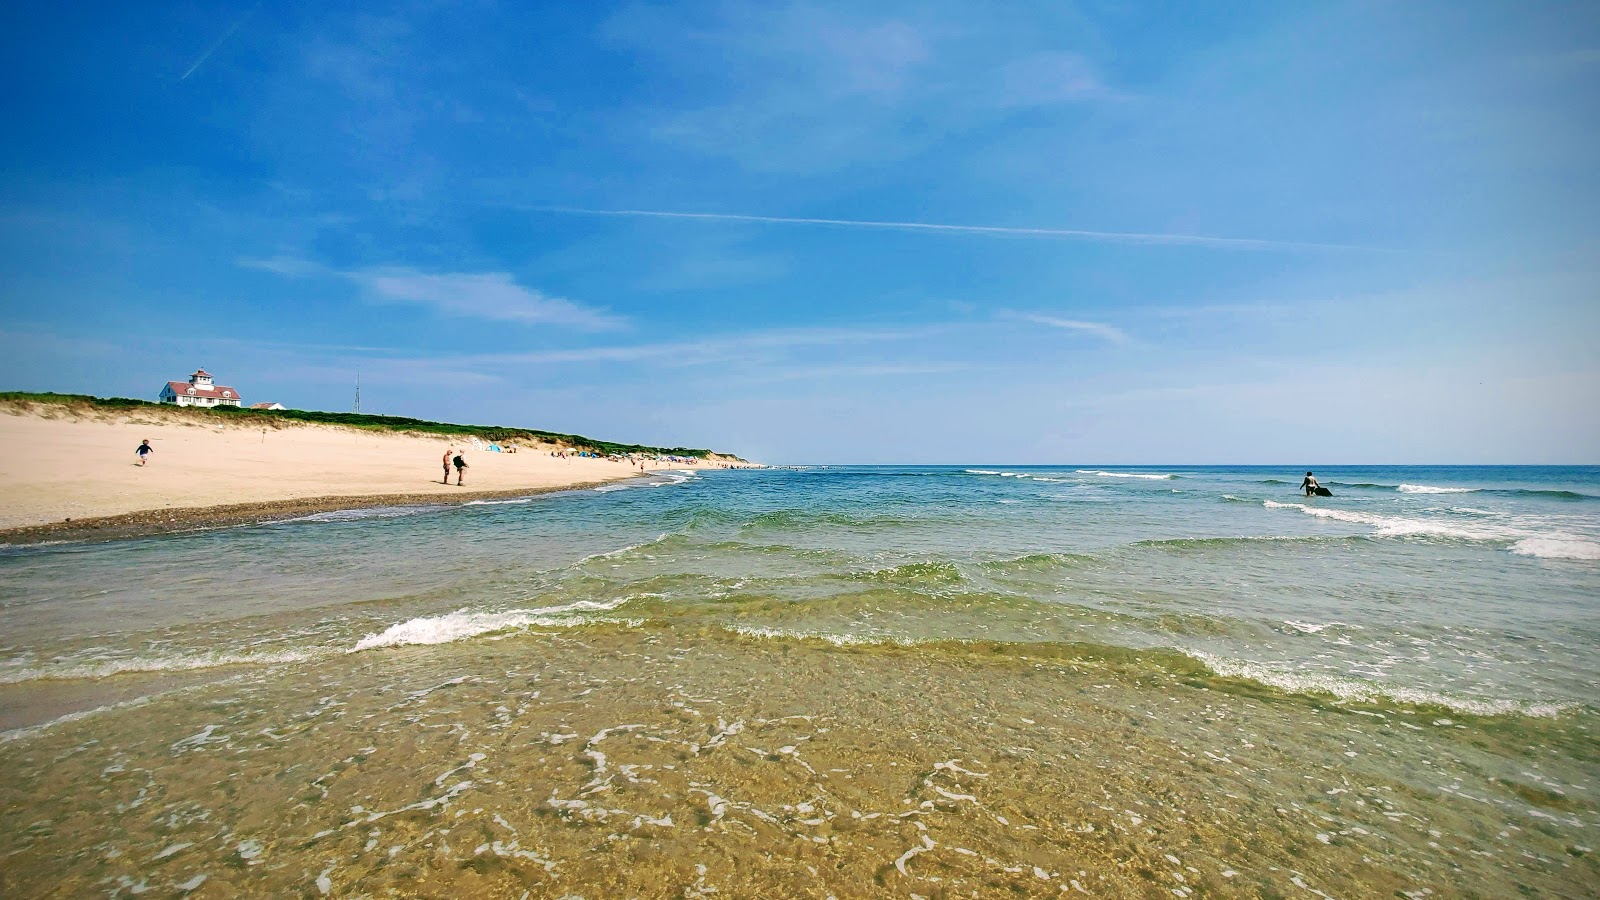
0 649 312 685
1510 537 1600 560
1262 500 1600 560
1397 483 1476 494
351 597 634 651
1076 470 1176 480
1186 650 1571 717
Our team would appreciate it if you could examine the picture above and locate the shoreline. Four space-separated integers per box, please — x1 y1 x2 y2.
0 479 633 546
0 405 754 539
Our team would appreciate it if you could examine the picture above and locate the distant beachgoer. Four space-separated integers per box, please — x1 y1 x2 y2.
136 439 153 466
442 448 454 484
1301 471 1320 496
453 452 468 486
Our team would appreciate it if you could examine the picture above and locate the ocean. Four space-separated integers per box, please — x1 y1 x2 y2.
2 465 1596 897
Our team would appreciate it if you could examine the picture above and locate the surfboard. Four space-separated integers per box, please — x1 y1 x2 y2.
1313 486 1333 497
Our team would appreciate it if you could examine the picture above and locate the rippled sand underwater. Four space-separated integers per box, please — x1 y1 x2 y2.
3 465 1597 897
3 624 1594 898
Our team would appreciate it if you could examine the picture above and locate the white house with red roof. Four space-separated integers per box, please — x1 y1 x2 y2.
159 369 243 408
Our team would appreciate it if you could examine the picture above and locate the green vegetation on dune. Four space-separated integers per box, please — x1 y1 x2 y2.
0 391 733 459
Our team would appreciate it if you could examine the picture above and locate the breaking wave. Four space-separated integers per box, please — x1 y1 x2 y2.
351 598 637 651
1261 500 1600 560
1186 650 1573 718
1397 483 1476 494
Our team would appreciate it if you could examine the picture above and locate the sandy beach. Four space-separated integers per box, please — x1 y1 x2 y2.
0 403 740 541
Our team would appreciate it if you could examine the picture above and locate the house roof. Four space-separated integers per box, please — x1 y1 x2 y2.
249 402 281 409
165 381 240 400
192 369 212 378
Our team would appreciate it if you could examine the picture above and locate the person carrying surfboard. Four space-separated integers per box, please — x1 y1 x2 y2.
1301 471 1320 496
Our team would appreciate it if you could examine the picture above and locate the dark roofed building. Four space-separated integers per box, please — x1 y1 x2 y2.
159 369 243 408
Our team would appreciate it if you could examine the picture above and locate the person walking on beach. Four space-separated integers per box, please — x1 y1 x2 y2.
453 451 468 486
1301 471 1320 496
442 448 454 484
135 439 153 466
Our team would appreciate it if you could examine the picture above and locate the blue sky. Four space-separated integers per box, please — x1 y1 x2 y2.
1 1 1596 463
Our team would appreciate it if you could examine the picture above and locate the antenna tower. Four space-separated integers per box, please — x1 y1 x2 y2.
354 368 361 414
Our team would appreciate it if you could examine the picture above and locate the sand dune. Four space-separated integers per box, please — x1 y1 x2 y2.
0 405 721 533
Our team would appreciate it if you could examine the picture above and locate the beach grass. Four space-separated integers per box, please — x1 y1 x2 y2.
0 391 732 459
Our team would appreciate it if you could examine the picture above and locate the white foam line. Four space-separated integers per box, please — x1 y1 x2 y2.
0 671 256 744
1 694 154 744
351 597 634 651
1509 537 1600 561
0 649 313 685
726 623 909 648
575 534 669 564
277 505 441 524
1076 470 1175 480
1187 650 1574 717
1397 483 1476 494
1261 500 1600 559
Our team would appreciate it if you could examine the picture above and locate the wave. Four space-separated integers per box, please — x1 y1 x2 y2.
976 551 1098 574
1322 482 1593 501
739 509 924 530
2 694 157 744
351 597 637 651
1185 651 1572 718
1076 470 1176 480
1397 483 1477 494
1501 488 1596 501
846 561 964 587
279 505 443 524
1261 500 1600 560
726 624 903 648
718 625 1579 719
1510 537 1600 561
0 648 313 685
963 469 1036 480
343 609 1587 720
1131 534 1365 552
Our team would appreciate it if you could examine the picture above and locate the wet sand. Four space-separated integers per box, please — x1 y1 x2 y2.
0 482 623 546
2 625 1591 898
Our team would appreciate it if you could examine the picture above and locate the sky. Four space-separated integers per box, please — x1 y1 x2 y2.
1 1 1597 464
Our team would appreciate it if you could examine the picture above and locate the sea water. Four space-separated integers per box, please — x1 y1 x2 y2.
1 465 1595 896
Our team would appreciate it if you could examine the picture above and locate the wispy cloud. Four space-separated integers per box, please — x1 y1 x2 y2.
237 255 329 278
602 5 1119 171
349 268 625 330
181 3 259 80
470 324 949 367
525 207 1380 252
239 258 624 330
1014 313 1129 344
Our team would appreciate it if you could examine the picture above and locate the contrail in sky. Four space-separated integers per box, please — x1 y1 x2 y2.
526 206 1388 252
181 4 259 80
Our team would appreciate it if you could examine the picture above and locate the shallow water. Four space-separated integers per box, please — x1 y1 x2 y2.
1 465 1596 896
